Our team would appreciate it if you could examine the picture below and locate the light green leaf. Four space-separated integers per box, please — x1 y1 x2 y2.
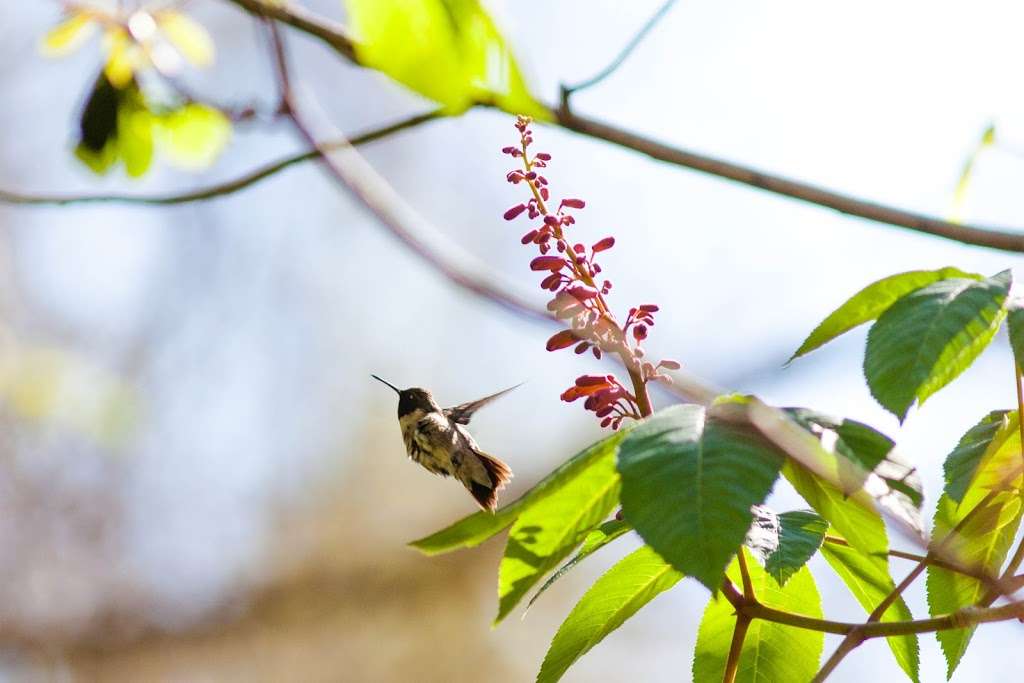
526 519 631 612
1006 298 1024 368
537 545 682 683
117 100 155 178
496 446 620 623
791 268 981 361
864 270 1011 421
765 510 827 586
156 104 231 170
409 430 627 555
951 124 996 223
617 404 784 591
927 492 1022 679
40 11 97 56
820 539 920 682
342 0 548 118
156 10 214 67
692 547 823 683
943 410 1014 504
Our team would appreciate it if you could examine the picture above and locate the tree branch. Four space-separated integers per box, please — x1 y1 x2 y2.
222 0 357 62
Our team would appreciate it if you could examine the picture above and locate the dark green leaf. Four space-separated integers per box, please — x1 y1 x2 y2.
791 268 981 361
409 430 627 555
537 545 683 683
618 404 784 591
495 447 621 623
765 510 827 586
692 548 823 682
527 519 631 612
820 539 920 682
864 271 1011 422
1006 298 1024 368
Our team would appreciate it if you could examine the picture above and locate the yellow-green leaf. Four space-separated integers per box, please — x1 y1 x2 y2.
118 101 155 178
156 11 215 67
342 0 548 118
40 12 98 56
157 104 231 169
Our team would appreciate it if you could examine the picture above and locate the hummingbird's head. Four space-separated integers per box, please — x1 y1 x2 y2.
372 375 439 417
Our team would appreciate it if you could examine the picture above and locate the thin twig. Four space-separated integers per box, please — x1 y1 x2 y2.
560 0 678 103
722 615 751 683
737 548 755 601
222 0 357 61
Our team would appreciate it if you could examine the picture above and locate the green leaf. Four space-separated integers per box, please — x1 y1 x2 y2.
864 270 1012 421
765 510 827 586
787 408 923 533
342 0 548 118
791 268 981 361
409 430 627 555
537 545 683 683
820 539 920 682
156 103 231 169
783 459 889 560
943 410 1014 504
692 548 823 683
526 519 631 612
496 446 621 623
156 10 214 67
951 124 996 223
1006 298 1024 368
117 99 155 178
617 404 784 591
927 492 1022 678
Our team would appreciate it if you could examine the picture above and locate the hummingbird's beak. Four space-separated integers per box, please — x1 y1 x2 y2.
371 374 401 394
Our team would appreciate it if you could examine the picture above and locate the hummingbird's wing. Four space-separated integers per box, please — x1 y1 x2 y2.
444 383 522 425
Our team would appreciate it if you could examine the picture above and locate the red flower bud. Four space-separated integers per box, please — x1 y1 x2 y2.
576 374 613 387
574 341 590 354
531 255 567 271
592 346 602 359
504 204 527 220
561 198 586 209
659 359 681 370
521 230 538 244
540 187 550 201
633 324 648 340
540 273 562 290
546 329 579 351
535 152 551 161
600 417 612 428
638 304 660 313
566 286 598 301
561 387 581 402
592 236 615 252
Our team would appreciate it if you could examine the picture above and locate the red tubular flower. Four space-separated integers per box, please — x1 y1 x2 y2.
504 204 527 220
546 329 579 351
592 237 615 252
530 256 567 271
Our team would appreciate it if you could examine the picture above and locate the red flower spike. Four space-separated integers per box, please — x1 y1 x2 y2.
504 204 527 220
593 236 615 252
546 329 579 352
561 198 586 209
531 255 567 271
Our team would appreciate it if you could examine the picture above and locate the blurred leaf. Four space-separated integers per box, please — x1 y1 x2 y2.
787 408 923 533
537 545 683 683
409 430 628 554
40 11 97 56
790 268 981 361
156 10 214 67
343 0 548 118
943 410 1015 504
927 492 1022 678
118 98 155 178
692 548 823 682
864 270 1011 422
820 539 919 682
951 123 996 222
496 446 620 623
1007 298 1024 368
103 28 137 88
157 103 231 169
765 510 827 587
527 519 631 612
617 403 784 591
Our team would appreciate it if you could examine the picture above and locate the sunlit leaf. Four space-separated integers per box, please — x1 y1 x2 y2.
527 519 631 612
156 10 214 67
537 545 682 683
790 268 981 361
820 539 919 682
943 410 1014 504
864 270 1011 422
118 98 155 178
157 104 231 169
617 403 784 591
692 548 823 682
40 11 97 56
765 510 827 587
1006 298 1024 368
951 124 996 223
342 0 548 118
496 446 620 623
409 430 628 555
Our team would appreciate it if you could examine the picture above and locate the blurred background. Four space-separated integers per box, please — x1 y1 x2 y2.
1 0 1023 680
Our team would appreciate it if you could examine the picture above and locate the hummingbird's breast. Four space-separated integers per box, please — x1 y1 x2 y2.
399 409 459 476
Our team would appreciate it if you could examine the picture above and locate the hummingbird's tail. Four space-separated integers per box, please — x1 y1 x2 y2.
468 451 513 513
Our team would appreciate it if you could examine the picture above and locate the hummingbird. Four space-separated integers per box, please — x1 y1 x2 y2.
372 375 516 512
